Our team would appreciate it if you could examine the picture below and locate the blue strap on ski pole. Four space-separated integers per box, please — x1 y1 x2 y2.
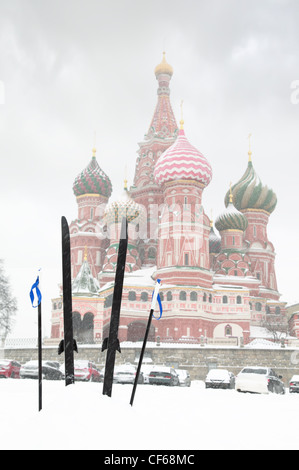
151 279 163 320
30 275 42 308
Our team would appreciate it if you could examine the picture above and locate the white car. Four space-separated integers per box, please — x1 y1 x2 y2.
176 369 191 387
113 364 144 384
205 369 235 389
289 375 299 393
235 367 285 394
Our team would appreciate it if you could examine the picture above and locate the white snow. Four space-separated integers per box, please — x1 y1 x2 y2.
0 379 299 450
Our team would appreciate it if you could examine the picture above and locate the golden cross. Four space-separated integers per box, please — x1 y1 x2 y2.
180 100 184 129
248 133 252 161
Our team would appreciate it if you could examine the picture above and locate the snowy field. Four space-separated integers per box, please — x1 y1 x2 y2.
0 379 299 451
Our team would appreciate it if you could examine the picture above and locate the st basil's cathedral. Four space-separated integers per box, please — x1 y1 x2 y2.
49 53 289 346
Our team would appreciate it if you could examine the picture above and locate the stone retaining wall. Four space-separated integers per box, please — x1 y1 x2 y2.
2 344 299 384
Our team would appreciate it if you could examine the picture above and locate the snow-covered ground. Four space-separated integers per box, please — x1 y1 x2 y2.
0 379 299 450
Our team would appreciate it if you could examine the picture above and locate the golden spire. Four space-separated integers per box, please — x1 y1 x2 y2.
180 100 184 130
92 130 97 158
229 182 233 203
124 165 128 191
84 246 88 261
248 133 252 162
210 209 213 227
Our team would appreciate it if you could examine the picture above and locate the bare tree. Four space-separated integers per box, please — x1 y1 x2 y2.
260 315 290 344
0 260 17 343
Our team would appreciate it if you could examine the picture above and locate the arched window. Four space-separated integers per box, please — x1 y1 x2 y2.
237 295 242 304
255 302 262 312
159 292 164 302
225 325 232 336
148 247 156 259
73 312 81 339
275 306 281 315
140 292 148 302
209 294 213 303
266 305 271 314
128 291 136 301
104 294 113 308
179 291 187 301
203 293 207 302
223 295 228 304
167 291 172 301
139 248 145 263
190 291 197 301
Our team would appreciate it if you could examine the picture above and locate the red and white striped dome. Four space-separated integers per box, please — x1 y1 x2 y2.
154 129 213 187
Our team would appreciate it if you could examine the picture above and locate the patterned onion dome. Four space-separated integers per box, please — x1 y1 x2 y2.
73 149 112 198
215 193 248 232
154 52 173 77
224 160 277 214
209 224 221 254
154 128 213 186
104 187 143 225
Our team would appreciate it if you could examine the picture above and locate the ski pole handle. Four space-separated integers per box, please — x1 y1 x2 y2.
151 279 161 311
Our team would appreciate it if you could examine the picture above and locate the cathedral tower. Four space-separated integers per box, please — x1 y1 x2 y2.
70 147 112 279
154 118 213 288
224 146 279 300
130 53 178 266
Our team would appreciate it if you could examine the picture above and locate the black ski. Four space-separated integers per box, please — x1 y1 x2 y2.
61 216 75 386
102 217 128 397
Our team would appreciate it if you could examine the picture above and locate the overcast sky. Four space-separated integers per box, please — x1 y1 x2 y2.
0 0 298 338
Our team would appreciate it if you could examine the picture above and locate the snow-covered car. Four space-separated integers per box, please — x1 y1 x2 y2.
235 367 285 394
113 364 143 384
20 361 63 380
176 369 191 387
148 366 179 386
140 365 155 384
73 361 101 382
289 375 299 393
205 369 235 389
0 360 21 379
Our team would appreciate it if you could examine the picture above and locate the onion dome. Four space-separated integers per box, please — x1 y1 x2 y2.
104 182 143 225
224 157 277 214
73 148 112 198
154 52 173 77
215 190 248 232
154 127 213 187
209 222 221 254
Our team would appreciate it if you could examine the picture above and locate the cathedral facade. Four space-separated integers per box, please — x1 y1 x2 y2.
50 54 287 346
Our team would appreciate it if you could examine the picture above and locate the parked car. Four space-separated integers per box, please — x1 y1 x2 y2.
205 369 235 389
72 361 101 382
0 360 21 379
140 365 154 384
113 364 144 385
176 369 191 387
148 366 179 386
235 367 285 394
289 375 299 393
99 367 105 383
20 361 63 380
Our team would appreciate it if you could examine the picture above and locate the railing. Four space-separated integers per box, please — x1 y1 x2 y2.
3 338 38 349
